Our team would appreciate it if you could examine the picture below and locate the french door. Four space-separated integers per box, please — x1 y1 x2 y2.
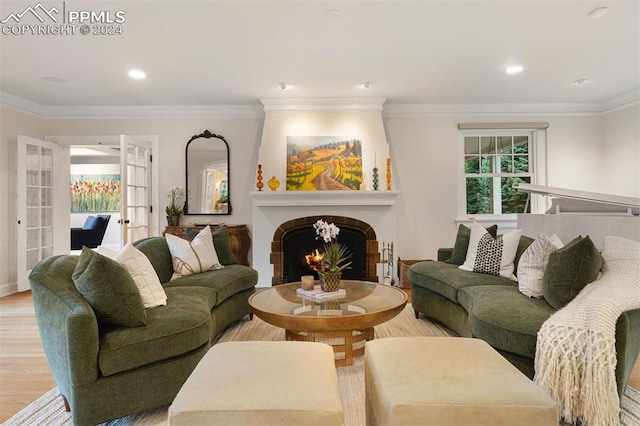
16 136 69 291
120 135 152 244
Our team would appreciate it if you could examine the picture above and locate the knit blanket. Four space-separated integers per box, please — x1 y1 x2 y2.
534 236 640 426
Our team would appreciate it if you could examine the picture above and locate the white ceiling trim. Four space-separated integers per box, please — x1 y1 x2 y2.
2 92 637 120
601 89 640 114
382 102 604 117
42 104 265 119
0 91 48 117
0 92 264 119
260 97 387 112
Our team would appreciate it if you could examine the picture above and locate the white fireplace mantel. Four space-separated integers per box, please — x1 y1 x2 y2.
250 190 399 207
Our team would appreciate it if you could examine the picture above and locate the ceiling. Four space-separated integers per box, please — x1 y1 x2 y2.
1 0 638 108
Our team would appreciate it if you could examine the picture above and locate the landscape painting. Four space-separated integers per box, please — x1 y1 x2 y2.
286 136 363 191
70 174 121 212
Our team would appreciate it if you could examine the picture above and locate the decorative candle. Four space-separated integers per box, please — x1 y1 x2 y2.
301 275 315 290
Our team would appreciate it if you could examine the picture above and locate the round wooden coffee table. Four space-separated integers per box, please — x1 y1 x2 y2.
248 280 407 366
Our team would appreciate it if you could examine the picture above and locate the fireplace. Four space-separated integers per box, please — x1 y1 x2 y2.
270 216 380 285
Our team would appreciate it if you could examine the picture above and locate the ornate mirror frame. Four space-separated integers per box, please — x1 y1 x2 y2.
184 129 231 215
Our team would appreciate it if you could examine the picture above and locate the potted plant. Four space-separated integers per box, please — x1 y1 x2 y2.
311 219 352 291
166 187 185 226
215 194 229 212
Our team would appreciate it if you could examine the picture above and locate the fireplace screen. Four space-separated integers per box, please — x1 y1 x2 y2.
270 215 380 286
282 226 367 283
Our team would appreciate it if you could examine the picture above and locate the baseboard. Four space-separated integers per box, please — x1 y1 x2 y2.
0 282 18 297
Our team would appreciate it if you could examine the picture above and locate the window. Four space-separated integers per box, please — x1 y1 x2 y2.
462 131 534 216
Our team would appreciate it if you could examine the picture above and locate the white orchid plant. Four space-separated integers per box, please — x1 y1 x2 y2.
166 187 185 216
312 219 352 274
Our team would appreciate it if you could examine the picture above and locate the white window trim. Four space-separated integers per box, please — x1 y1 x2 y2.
457 128 547 229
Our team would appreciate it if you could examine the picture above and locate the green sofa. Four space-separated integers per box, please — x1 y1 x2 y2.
29 236 258 425
409 241 640 399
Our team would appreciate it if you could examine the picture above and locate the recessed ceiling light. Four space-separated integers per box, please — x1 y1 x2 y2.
360 82 372 89
587 7 609 19
505 65 524 74
323 9 342 19
574 78 591 85
128 69 146 80
41 74 67 83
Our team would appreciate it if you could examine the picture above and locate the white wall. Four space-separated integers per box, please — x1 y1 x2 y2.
0 107 263 296
2 104 637 295
545 115 604 192
384 113 605 260
602 104 640 197
44 116 264 230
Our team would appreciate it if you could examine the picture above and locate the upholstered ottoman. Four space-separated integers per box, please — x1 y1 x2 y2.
365 337 557 425
169 341 343 426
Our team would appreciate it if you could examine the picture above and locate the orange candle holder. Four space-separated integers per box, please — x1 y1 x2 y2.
386 158 392 190
256 164 264 191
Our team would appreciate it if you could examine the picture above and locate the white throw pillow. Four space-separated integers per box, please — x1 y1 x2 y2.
601 236 640 276
97 243 167 308
165 225 223 280
517 233 564 298
459 222 522 279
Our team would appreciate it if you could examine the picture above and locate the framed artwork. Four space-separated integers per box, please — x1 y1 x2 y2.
70 174 121 212
286 136 363 190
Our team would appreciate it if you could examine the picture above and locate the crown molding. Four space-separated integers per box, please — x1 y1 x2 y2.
0 91 48 117
2 91 638 119
382 102 604 117
260 97 387 112
0 92 264 119
601 89 640 114
43 104 265 119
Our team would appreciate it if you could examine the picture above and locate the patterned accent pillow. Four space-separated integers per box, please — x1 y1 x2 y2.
445 224 498 265
517 233 564 298
165 226 223 280
474 233 503 276
459 222 522 279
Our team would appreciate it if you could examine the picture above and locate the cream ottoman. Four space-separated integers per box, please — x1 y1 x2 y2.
169 341 343 426
365 337 558 426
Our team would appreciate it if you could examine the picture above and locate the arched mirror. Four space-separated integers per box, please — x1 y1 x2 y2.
185 130 231 215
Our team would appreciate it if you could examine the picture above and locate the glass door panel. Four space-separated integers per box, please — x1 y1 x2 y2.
17 136 65 291
120 136 152 244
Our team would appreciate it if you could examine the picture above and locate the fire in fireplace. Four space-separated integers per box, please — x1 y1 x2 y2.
270 216 380 285
305 249 324 271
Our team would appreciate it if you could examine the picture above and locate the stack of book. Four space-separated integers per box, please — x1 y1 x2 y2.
296 285 346 301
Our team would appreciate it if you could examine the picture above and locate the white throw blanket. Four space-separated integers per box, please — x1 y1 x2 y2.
534 236 640 426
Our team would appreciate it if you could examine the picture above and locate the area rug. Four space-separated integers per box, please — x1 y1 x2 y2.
4 304 640 426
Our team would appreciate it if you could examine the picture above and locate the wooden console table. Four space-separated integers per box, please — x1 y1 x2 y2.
163 224 251 266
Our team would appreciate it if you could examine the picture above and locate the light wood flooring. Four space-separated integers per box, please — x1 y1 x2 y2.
0 290 638 423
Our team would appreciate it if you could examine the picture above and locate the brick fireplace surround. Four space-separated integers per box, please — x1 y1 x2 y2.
269 215 381 286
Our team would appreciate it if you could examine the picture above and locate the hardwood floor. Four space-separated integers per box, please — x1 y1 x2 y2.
0 291 56 422
0 290 638 423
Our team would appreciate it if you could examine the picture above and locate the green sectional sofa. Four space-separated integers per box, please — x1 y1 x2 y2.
29 235 258 426
409 242 640 399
